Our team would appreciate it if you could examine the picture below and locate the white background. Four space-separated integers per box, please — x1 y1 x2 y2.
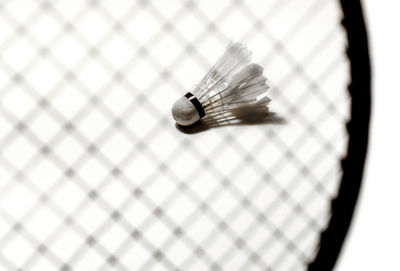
336 0 400 270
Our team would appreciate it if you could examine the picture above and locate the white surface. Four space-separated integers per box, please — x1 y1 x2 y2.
336 0 400 270
0 1 350 270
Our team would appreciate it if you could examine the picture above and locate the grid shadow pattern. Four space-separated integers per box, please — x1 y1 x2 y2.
0 0 350 270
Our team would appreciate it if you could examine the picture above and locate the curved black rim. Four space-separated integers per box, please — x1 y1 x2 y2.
307 0 371 270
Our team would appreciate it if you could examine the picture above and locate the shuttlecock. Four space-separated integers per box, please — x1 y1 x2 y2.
172 42 270 127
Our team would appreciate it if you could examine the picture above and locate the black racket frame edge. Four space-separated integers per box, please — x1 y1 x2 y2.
307 0 371 270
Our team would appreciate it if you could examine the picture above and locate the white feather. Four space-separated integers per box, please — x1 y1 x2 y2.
172 42 271 126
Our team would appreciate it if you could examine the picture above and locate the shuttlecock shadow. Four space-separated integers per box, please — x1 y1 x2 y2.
176 109 285 134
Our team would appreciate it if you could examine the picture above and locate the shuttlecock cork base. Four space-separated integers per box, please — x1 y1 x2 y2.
172 42 271 127
172 93 206 126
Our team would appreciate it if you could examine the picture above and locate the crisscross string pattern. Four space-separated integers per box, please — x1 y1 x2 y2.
0 0 350 270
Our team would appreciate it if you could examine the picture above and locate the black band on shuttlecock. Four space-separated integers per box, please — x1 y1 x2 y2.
185 92 205 119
